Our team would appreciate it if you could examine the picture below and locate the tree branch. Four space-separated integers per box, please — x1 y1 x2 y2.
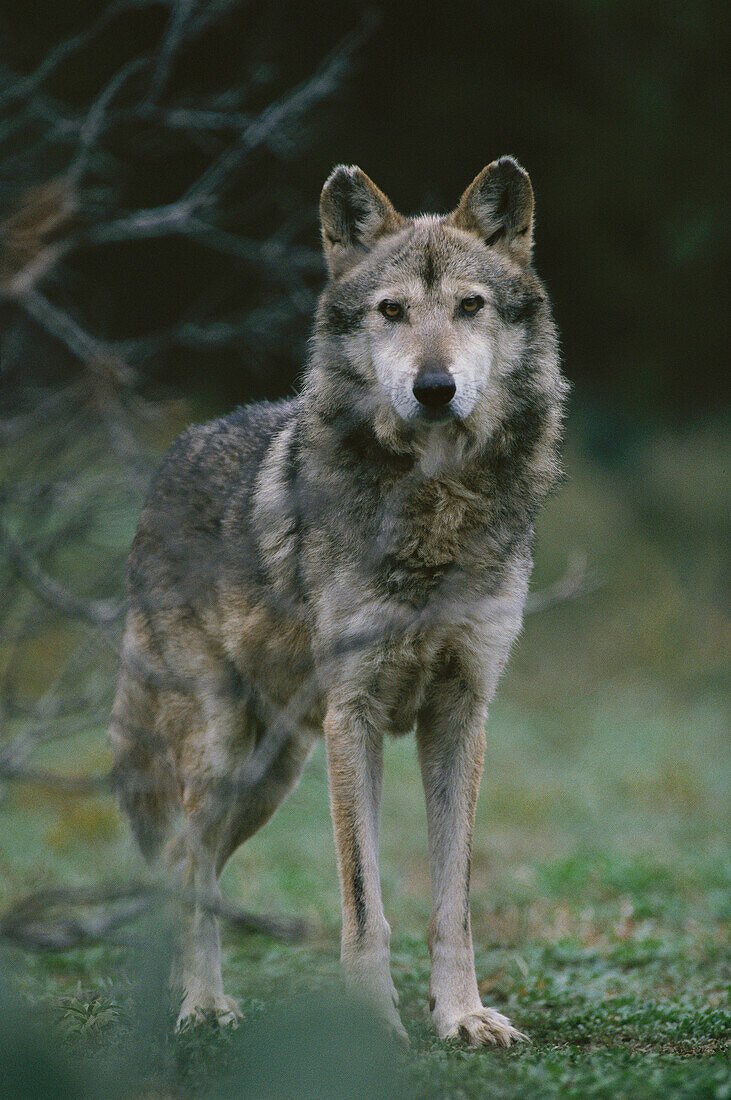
144 0 197 105
0 520 125 627
184 13 377 204
524 550 600 614
7 288 136 386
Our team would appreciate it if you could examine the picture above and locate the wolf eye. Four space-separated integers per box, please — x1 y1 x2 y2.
379 299 404 321
460 295 484 315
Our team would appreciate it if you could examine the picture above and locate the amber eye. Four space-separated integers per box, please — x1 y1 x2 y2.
460 295 484 315
379 299 404 321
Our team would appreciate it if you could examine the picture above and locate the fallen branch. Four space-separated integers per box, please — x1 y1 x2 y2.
0 882 307 951
0 885 153 950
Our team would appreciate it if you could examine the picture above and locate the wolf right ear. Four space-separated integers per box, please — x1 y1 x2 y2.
450 157 534 263
320 165 404 277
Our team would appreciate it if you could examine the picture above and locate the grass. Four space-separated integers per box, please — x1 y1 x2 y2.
0 405 728 1097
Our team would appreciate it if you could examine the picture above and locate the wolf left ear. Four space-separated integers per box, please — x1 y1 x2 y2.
320 165 404 277
450 156 534 263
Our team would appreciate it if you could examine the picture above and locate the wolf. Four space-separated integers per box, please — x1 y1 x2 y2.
110 156 568 1046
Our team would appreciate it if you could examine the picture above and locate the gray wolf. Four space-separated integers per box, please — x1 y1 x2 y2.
110 156 568 1045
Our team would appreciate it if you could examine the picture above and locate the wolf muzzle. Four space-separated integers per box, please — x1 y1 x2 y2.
413 362 456 411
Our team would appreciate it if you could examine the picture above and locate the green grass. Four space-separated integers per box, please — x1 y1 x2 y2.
0 409 728 1097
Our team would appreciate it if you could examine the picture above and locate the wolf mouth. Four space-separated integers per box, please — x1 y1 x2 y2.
414 406 457 424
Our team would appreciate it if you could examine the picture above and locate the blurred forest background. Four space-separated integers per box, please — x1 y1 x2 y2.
1 0 728 416
0 2 728 1097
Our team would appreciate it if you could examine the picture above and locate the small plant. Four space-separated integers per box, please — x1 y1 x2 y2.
57 980 123 1037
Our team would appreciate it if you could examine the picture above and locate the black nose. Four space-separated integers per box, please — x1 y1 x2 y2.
413 369 456 409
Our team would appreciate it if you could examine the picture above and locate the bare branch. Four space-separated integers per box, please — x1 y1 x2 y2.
185 0 241 38
186 219 322 275
7 288 136 386
157 106 253 132
0 885 153 950
0 4 381 966
145 0 197 105
66 57 147 193
86 198 200 244
0 2 130 109
0 382 83 442
185 13 377 204
0 520 125 627
86 17 373 249
524 550 600 614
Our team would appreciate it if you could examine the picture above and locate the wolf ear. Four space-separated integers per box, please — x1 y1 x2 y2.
320 165 404 277
450 156 534 263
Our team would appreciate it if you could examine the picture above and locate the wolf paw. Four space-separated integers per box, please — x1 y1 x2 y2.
175 993 242 1032
344 965 408 1045
440 1006 528 1048
369 981 408 1045
384 1008 409 1047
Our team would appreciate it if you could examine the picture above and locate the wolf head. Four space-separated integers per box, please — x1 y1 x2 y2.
313 158 558 442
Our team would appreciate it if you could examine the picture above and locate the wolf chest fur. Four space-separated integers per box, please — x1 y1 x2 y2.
111 156 568 1045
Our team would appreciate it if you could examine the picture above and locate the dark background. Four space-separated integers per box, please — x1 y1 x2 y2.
2 0 728 429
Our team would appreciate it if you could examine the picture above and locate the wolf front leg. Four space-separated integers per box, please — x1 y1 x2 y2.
417 686 527 1048
323 704 406 1042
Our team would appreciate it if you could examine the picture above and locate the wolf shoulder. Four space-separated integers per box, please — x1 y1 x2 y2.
126 398 297 593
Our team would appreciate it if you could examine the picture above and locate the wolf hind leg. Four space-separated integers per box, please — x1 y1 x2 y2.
170 671 252 1030
172 732 316 1030
172 690 316 1029
110 636 178 864
173 838 242 1030
213 717 317 874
